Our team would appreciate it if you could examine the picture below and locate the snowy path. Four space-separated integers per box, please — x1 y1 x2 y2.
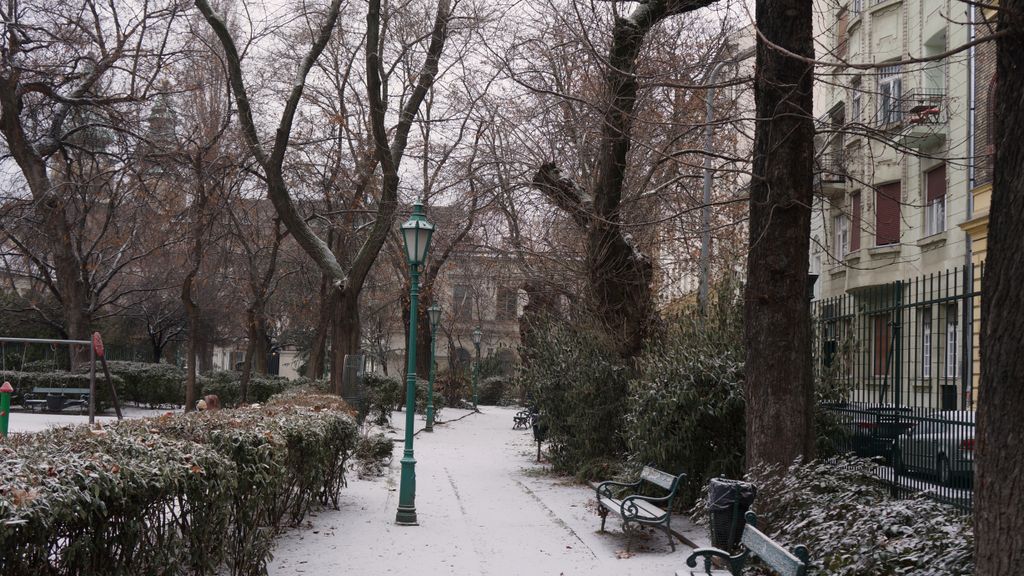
268 406 700 576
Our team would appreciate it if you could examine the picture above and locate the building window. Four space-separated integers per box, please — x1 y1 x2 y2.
851 92 862 124
875 182 901 246
852 0 863 15
873 315 891 376
453 284 472 320
851 192 861 252
921 308 932 379
925 164 946 236
946 304 958 379
878 65 903 125
834 213 849 260
496 287 517 320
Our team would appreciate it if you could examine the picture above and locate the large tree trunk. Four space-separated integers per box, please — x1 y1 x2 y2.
330 289 362 396
239 308 259 403
181 275 200 412
743 0 816 470
975 3 1024 570
307 280 332 380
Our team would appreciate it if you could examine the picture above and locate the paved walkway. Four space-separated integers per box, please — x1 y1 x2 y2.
269 406 702 576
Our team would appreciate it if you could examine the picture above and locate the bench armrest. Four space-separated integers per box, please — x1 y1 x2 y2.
685 547 745 576
596 478 642 499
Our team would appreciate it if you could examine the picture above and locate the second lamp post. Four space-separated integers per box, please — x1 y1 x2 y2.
471 326 482 410
396 201 434 526
426 304 441 432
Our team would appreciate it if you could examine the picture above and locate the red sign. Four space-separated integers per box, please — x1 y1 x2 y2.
92 332 105 359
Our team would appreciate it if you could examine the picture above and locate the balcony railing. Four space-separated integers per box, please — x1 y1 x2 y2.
815 153 846 185
901 89 946 125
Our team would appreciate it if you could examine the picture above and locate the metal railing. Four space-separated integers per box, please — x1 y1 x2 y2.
901 88 946 125
815 153 846 184
814 264 979 511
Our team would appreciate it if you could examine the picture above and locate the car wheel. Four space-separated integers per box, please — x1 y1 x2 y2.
936 455 952 486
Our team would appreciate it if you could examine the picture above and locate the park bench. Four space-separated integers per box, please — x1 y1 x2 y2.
595 465 686 551
24 387 90 414
514 407 539 429
682 511 809 576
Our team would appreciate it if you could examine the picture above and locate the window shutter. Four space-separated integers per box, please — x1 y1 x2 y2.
926 163 946 202
851 192 861 251
876 182 901 246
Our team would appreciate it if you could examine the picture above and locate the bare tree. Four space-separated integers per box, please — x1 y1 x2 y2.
196 0 453 393
0 0 183 352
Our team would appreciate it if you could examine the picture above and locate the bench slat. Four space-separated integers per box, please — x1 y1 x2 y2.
741 524 806 576
640 466 678 491
597 496 667 520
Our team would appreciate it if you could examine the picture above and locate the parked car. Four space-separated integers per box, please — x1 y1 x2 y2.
846 405 915 463
894 410 975 486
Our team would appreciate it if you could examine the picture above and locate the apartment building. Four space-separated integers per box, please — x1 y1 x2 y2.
810 0 977 410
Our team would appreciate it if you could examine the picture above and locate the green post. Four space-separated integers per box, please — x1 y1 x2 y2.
426 314 439 432
1 381 12 438
472 336 481 410
396 200 434 526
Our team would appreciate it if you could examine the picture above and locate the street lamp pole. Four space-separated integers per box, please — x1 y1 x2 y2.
426 304 442 432
396 201 434 526
471 326 482 411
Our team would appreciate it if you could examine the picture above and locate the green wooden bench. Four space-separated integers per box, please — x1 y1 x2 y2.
682 511 809 576
595 465 686 551
24 387 90 414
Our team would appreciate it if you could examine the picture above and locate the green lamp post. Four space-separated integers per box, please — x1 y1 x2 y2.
471 326 482 411
396 200 435 526
426 303 442 432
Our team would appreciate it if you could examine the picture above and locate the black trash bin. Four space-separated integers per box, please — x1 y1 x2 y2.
531 414 548 462
707 478 757 550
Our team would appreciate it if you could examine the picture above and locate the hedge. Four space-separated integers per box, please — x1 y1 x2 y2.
98 361 187 408
197 370 322 407
0 393 358 576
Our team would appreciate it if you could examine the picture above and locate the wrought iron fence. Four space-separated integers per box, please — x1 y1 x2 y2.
814 264 979 511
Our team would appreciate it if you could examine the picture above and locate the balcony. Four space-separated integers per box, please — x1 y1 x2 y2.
815 153 847 197
898 89 947 150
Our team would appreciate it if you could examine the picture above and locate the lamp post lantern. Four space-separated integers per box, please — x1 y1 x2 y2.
396 200 434 526
471 326 482 410
426 304 442 432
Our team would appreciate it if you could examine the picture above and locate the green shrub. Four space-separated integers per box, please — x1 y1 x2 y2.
100 361 186 408
354 432 394 477
0 426 236 575
709 457 975 575
518 317 630 480
0 394 357 576
197 370 315 407
19 359 60 372
624 288 746 505
363 372 402 425
477 375 510 406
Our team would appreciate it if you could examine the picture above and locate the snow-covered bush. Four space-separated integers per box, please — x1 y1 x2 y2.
0 395 357 575
518 317 629 480
363 372 402 425
693 457 974 575
99 360 186 407
197 370 317 407
624 286 745 505
354 432 394 477
477 375 511 405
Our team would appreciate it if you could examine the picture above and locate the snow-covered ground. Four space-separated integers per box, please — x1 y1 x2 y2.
269 406 706 576
6 406 175 433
